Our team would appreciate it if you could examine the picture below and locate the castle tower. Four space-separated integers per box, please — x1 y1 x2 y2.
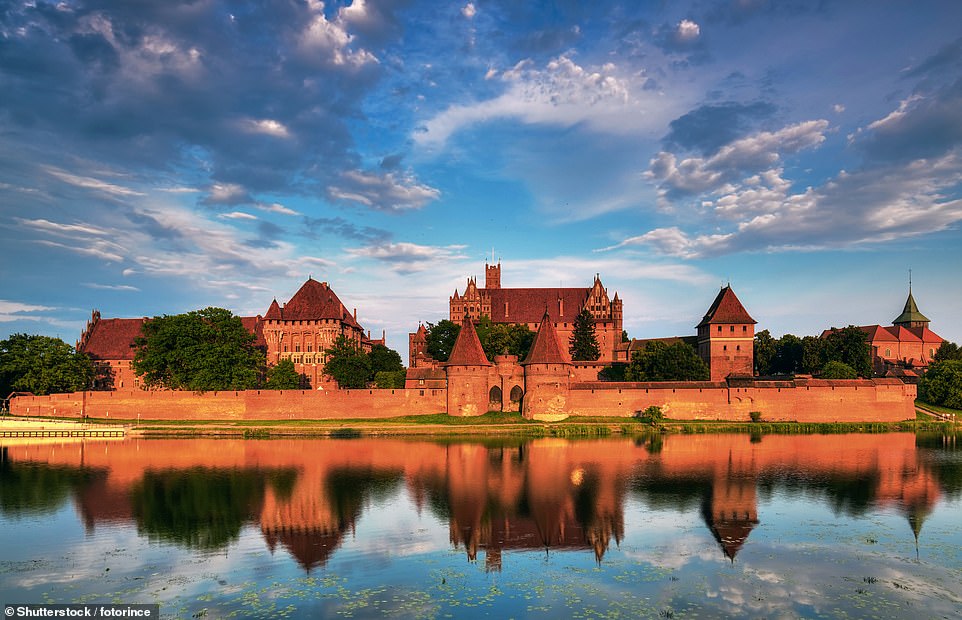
696 286 756 381
445 316 492 416
892 286 931 330
521 312 573 420
485 261 501 290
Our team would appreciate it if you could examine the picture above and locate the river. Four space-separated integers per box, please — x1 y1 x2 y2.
1 432 960 618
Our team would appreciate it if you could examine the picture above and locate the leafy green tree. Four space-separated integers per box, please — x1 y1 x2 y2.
425 320 460 362
773 334 804 375
934 341 962 362
801 335 824 374
918 360 962 410
0 334 94 396
373 370 407 388
266 359 302 390
132 308 264 391
369 343 404 375
754 330 777 375
475 317 535 360
598 363 627 381
569 309 601 361
821 326 872 378
820 360 858 379
625 341 709 381
323 336 372 389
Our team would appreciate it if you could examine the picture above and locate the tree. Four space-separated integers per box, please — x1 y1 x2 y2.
820 360 858 379
918 360 962 410
475 317 535 360
569 309 601 361
801 336 824 374
773 334 804 375
754 330 777 376
322 336 372 389
132 307 264 391
821 326 872 378
625 341 709 382
0 334 94 396
425 320 460 362
934 341 962 362
369 343 404 375
266 359 302 390
373 370 406 389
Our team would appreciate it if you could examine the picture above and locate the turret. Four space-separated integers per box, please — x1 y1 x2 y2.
444 317 491 416
521 312 573 420
696 286 756 381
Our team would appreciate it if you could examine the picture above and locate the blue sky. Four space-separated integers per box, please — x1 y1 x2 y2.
1 0 960 361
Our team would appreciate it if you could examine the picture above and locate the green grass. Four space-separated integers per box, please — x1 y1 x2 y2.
916 400 961 416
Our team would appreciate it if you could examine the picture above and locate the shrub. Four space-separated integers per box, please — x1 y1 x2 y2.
635 405 665 425
749 410 762 423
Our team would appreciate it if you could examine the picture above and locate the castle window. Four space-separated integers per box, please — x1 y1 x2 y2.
736 345 741 351
886 348 891 357
307 344 312 352
283 345 288 353
717 326 722 332
930 348 935 357
742 326 747 332
730 325 735 332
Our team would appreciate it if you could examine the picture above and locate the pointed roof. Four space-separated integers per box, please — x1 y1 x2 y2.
523 312 572 365
264 299 281 320
697 285 756 327
266 279 361 328
447 316 490 366
893 289 930 326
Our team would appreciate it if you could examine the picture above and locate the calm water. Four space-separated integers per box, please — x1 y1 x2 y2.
1 433 960 619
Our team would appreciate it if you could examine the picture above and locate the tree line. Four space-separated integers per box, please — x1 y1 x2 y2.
753 326 873 379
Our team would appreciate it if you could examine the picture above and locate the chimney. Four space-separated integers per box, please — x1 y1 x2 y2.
353 308 357 321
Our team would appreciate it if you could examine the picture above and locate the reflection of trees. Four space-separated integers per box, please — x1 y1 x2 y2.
757 471 881 517
916 432 962 500
0 449 105 517
131 467 297 550
324 467 404 526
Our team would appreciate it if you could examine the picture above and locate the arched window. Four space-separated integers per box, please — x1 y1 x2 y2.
489 386 502 409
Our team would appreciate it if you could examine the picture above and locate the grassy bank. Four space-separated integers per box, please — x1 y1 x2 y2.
10 410 955 439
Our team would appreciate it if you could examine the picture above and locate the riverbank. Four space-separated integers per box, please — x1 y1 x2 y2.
3 410 955 439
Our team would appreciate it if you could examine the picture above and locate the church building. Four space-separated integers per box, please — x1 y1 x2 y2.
825 286 945 375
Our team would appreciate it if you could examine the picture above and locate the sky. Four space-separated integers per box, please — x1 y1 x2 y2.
1 0 960 362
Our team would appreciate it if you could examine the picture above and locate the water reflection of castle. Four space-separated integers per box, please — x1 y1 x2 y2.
0 434 947 571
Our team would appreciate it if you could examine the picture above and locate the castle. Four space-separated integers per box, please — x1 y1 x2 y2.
412 262 623 366
46 264 931 424
77 277 383 390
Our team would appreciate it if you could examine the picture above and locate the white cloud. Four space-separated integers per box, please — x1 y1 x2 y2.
82 283 141 291
0 300 55 314
461 3 476 19
240 118 291 139
647 120 830 200
15 218 110 237
676 19 701 41
204 183 251 205
299 0 378 68
43 166 144 198
610 150 962 257
415 55 674 148
346 242 468 273
218 211 258 220
257 202 301 216
328 169 440 211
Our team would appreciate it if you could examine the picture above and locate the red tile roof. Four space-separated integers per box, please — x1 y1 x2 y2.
886 325 922 342
487 288 590 324
266 279 362 329
523 313 572 365
697 286 755 327
240 316 267 348
79 318 146 360
447 317 490 366
906 326 944 343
